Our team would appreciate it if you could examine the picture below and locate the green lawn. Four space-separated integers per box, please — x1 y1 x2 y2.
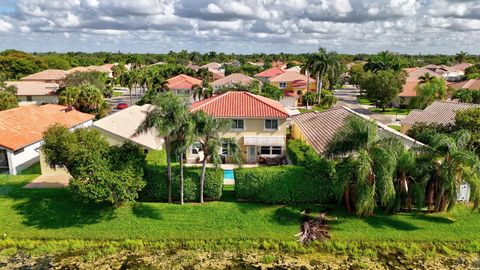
388 125 401 132
370 108 410 115
357 96 374 105
112 91 123 97
1 167 480 242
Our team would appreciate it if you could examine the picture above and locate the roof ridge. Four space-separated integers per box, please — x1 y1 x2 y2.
244 92 289 116
191 92 230 111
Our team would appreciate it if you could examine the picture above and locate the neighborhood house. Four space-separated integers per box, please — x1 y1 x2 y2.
5 81 59 106
0 105 94 175
188 91 290 164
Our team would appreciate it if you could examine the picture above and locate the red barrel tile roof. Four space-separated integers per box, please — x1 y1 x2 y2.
190 91 289 118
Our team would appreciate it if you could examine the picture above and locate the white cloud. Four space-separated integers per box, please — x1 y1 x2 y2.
0 19 13 32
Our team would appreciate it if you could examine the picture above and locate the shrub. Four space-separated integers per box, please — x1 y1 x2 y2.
235 162 335 204
141 164 223 202
287 140 320 166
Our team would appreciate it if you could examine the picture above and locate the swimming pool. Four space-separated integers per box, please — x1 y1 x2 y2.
224 169 235 180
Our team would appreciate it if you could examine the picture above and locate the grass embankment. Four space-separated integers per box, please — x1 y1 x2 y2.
112 91 124 97
369 107 410 115
1 165 480 243
357 96 374 105
388 125 401 132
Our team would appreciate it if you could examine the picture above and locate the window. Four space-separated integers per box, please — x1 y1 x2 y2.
221 143 228 155
259 146 283 155
279 82 287 89
272 146 282 155
0 149 8 172
177 89 190 95
264 119 279 130
191 142 202 155
26 96 33 101
260 146 271 155
231 119 245 130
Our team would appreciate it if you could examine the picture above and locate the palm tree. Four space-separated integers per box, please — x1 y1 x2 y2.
302 48 339 105
192 111 241 203
326 115 401 216
119 71 135 105
172 113 194 204
135 92 188 203
419 131 480 212
192 84 203 101
455 51 468 64
419 72 433 84
363 51 402 73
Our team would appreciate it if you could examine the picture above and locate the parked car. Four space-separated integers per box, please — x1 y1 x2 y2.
116 103 128 110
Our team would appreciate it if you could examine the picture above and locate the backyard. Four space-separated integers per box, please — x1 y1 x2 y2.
1 164 480 243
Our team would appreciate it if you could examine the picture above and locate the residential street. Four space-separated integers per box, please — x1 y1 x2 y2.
334 86 405 125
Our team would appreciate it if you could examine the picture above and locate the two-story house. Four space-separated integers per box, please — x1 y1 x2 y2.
268 71 316 107
166 74 202 102
188 91 290 164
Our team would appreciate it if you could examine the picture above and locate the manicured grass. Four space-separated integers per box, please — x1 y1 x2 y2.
369 108 410 115
357 96 374 105
388 125 401 132
112 91 123 97
1 166 480 243
298 105 329 114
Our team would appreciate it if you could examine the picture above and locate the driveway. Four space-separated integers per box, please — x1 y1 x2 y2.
334 86 405 125
24 172 69 189
106 87 145 114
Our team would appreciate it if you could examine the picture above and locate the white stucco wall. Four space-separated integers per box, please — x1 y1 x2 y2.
5 119 93 175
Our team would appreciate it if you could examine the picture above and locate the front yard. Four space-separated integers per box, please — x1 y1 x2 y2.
1 166 480 243
369 107 411 115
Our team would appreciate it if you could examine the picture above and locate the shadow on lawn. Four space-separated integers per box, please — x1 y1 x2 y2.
3 179 115 229
362 214 420 231
132 203 163 220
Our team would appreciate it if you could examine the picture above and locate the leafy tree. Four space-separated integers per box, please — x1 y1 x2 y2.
410 77 446 109
0 91 17 111
260 83 283 101
41 124 146 206
302 92 318 108
326 116 401 216
63 71 110 97
454 89 480 104
348 63 366 87
359 69 406 111
456 108 480 155
455 51 468 64
135 93 188 203
406 123 454 145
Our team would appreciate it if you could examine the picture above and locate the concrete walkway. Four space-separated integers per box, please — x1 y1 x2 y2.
24 173 69 189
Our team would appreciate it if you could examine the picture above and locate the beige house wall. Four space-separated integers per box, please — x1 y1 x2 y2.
187 118 288 163
18 95 58 106
39 151 70 176
400 124 412 134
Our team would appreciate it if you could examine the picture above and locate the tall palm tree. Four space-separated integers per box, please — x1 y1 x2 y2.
364 51 402 73
419 72 433 84
419 131 480 212
119 71 135 105
302 48 339 105
192 84 203 101
455 51 468 64
192 111 241 203
135 92 188 203
326 115 401 216
172 113 194 204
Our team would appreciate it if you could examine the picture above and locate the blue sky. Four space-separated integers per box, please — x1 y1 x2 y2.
0 0 479 54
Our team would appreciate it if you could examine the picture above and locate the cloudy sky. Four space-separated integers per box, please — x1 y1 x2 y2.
0 0 479 54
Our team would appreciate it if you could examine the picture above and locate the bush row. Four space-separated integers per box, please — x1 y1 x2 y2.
140 164 223 202
286 139 320 166
235 161 335 204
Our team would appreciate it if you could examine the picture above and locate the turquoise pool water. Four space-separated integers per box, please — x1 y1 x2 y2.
224 170 234 180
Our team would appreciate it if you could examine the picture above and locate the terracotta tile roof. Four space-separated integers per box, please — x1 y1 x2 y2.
187 63 201 71
401 101 480 126
190 91 289 118
450 63 472 72
399 81 419 97
449 79 480 90
269 71 316 83
100 63 118 71
209 68 225 80
255 67 285 78
0 104 94 151
292 106 421 154
5 81 59 96
166 74 202 90
20 69 67 82
211 73 257 87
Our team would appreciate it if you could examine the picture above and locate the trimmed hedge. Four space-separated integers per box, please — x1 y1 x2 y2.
139 150 223 202
235 161 335 204
140 165 223 202
287 140 320 166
